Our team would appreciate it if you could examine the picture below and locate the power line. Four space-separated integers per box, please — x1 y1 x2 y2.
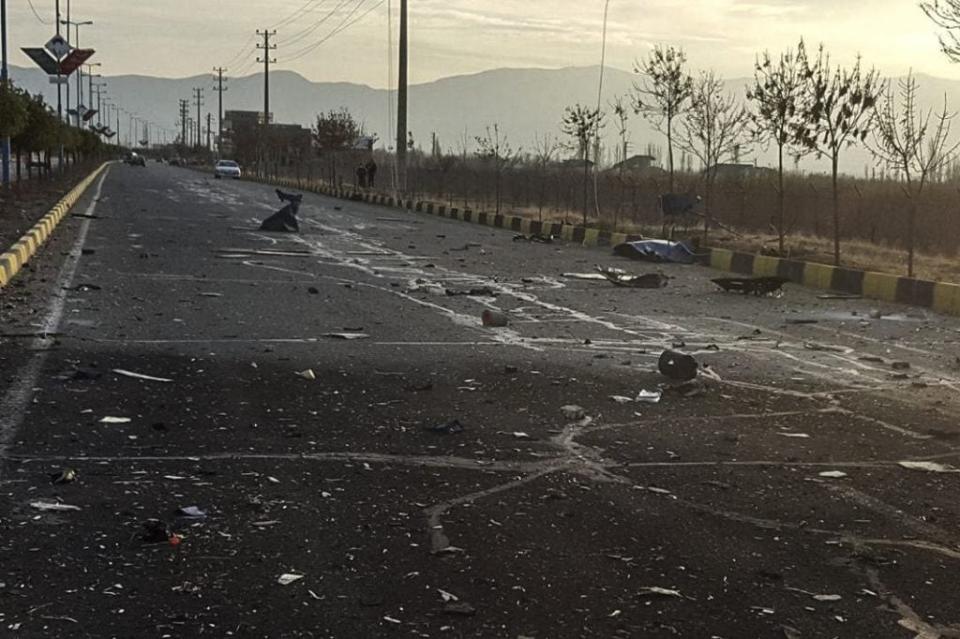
284 0 384 63
271 0 329 30
25 0 50 24
280 0 353 49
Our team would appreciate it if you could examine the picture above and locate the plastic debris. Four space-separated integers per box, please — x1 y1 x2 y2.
100 416 132 424
260 189 303 232
636 390 662 404
112 368 173 383
425 419 465 435
177 506 208 519
595 265 668 289
481 310 509 327
278 573 305 586
712 276 787 296
898 461 960 473
638 586 684 598
560 405 586 420
614 239 700 264
30 501 81 512
818 471 848 478
658 350 699 381
296 369 317 380
50 468 77 484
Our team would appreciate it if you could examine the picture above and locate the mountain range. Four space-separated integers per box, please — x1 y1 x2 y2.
11 63 960 175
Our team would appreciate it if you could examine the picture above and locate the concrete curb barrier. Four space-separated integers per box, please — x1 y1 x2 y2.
0 163 108 289
253 175 960 317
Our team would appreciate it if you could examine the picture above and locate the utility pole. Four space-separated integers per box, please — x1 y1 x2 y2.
256 29 276 176
1 0 10 186
396 0 408 190
179 99 189 148
193 87 204 148
55 0 63 169
212 67 228 158
206 113 212 151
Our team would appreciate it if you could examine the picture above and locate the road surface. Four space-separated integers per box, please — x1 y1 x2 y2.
1 163 959 638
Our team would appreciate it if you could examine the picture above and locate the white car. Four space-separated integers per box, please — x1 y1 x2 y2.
214 160 242 179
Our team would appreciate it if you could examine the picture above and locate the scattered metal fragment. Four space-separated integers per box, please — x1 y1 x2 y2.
30 501 81 512
638 586 684 598
260 189 303 232
560 405 586 420
99 416 132 424
614 239 700 264
891 361 911 371
636 390 663 404
50 468 77 484
712 276 787 296
818 471 848 479
562 272 608 281
658 350 699 381
112 369 174 383
278 573 305 586
898 461 960 473
296 369 317 380
425 419 465 435
177 506 208 519
595 265 668 289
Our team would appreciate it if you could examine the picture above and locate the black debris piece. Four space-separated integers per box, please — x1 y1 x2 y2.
260 189 303 233
712 276 788 296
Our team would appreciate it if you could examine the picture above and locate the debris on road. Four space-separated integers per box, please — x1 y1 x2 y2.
513 233 554 243
296 369 317 380
614 239 700 264
99 416 132 424
610 395 634 404
443 602 477 616
637 586 684 598
658 350 699 381
712 276 787 296
481 310 509 327
278 573 305 586
437 589 459 603
818 294 862 300
562 272 608 281
425 419 465 435
898 461 960 473
446 286 497 297
595 265 668 289
803 342 851 354
58 366 103 381
30 500 81 512
777 432 811 439
890 361 911 371
307 286 320 294
636 390 663 404
818 471 849 478
112 368 174 383
561 405 586 420
260 189 303 232
323 332 370 340
50 469 77 484
141 520 175 543
177 506 208 519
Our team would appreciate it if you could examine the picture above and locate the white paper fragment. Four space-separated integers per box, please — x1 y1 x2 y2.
112 369 174 383
278 573 304 586
99 416 132 424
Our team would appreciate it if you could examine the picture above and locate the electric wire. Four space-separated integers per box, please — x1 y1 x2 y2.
284 0 384 63
280 0 354 49
25 0 51 24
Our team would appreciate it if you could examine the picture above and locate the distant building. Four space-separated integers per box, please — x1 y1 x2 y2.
711 163 777 180
612 154 658 172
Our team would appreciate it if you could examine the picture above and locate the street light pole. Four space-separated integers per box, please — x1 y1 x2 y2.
1 0 11 186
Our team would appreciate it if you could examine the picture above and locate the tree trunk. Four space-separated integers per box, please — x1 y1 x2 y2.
582 154 589 228
831 153 840 266
667 116 674 193
702 176 712 243
908 197 916 278
777 143 785 256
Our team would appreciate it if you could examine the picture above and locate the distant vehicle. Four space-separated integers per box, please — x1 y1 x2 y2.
125 152 146 167
214 160 242 179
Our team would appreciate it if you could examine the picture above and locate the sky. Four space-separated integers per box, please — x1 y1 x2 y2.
7 0 959 86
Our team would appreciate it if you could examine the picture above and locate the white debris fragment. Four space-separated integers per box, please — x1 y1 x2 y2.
30 501 81 512
638 586 684 598
610 395 634 404
777 432 811 439
296 369 317 380
818 471 848 478
437 589 459 603
560 405 586 420
898 461 960 473
636 390 662 404
278 573 305 586
99 416 132 424
112 369 173 383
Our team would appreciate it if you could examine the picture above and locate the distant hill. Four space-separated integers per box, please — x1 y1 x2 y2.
11 64 960 175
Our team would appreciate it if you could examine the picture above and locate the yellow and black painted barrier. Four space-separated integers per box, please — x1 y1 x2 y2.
257 175 960 317
0 163 107 289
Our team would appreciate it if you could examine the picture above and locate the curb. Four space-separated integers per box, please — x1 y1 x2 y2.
257 176 960 317
0 163 108 289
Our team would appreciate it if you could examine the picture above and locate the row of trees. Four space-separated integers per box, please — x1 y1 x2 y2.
549 39 957 276
0 81 107 182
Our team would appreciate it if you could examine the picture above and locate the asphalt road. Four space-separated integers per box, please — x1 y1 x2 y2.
2 163 960 638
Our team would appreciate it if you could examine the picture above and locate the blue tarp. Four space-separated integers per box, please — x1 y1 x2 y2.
613 240 700 265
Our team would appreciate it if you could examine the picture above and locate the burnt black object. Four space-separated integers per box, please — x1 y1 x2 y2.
260 189 304 232
658 350 699 381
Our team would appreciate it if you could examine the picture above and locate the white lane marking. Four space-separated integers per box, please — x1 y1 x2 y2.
0 168 110 467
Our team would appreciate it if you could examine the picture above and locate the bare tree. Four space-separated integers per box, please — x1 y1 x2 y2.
795 46 882 265
870 73 960 276
632 45 693 192
746 41 809 255
533 133 558 221
922 0 960 62
561 104 605 227
474 124 521 215
677 71 752 240
611 97 632 229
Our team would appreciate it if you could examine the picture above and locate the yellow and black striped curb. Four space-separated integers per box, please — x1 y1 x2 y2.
259 176 960 317
0 163 108 289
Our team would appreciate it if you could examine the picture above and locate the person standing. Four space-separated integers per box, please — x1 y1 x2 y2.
356 164 367 189
366 159 378 188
